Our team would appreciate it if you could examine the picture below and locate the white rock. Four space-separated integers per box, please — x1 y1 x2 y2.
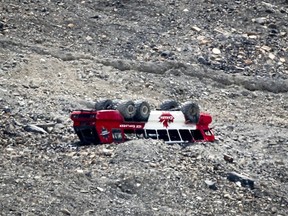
248 35 258 39
252 17 267 24
191 26 201 32
97 187 104 192
261 45 272 52
6 147 14 152
212 48 221 55
24 124 48 134
268 53 276 60
86 36 93 41
76 169 84 174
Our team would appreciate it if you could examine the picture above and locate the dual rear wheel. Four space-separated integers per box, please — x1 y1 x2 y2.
158 99 200 123
95 99 150 121
95 99 200 123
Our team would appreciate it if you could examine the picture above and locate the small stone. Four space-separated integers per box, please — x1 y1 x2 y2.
235 181 242 187
227 172 255 189
67 152 76 157
29 81 40 89
271 207 277 213
197 36 211 45
0 22 4 30
223 193 234 200
160 50 173 58
6 147 14 152
253 17 267 25
261 45 272 52
2 107 11 113
244 59 253 65
85 171 92 178
212 48 221 55
97 187 104 192
248 35 258 39
199 39 211 45
246 32 257 36
76 169 84 174
238 203 244 212
268 53 276 60
269 28 279 35
56 117 65 123
205 180 218 190
24 124 48 134
191 26 201 32
268 23 277 29
224 154 234 163
86 36 92 41
198 56 210 65
100 148 113 156
53 123 65 133
231 65 244 71
60 209 71 215
34 176 41 180
18 101 26 106
67 23 75 28
90 15 101 19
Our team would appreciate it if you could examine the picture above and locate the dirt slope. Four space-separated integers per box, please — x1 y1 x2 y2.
0 1 288 215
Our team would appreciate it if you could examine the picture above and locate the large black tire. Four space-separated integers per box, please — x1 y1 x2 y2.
159 100 180 111
95 99 113 110
116 100 136 121
181 101 200 123
134 100 151 121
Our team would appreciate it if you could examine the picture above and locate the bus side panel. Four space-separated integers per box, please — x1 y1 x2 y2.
95 119 124 144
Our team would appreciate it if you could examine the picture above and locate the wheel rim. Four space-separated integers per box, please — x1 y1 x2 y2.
127 105 135 114
141 106 148 115
190 108 196 116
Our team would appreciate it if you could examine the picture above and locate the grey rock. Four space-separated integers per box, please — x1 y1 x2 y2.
268 23 278 29
197 56 210 65
28 81 40 89
24 124 48 134
224 154 234 163
253 17 267 25
160 50 174 58
227 172 255 189
55 117 65 123
204 180 218 190
269 29 279 35
53 123 65 133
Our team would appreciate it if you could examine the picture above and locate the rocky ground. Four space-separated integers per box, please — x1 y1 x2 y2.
0 0 288 215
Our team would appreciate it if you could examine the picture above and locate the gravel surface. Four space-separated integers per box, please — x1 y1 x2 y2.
0 1 288 215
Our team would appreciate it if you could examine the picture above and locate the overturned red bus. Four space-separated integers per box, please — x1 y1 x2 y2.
70 100 215 144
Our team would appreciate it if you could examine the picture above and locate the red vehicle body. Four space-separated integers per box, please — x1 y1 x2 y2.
70 109 215 144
